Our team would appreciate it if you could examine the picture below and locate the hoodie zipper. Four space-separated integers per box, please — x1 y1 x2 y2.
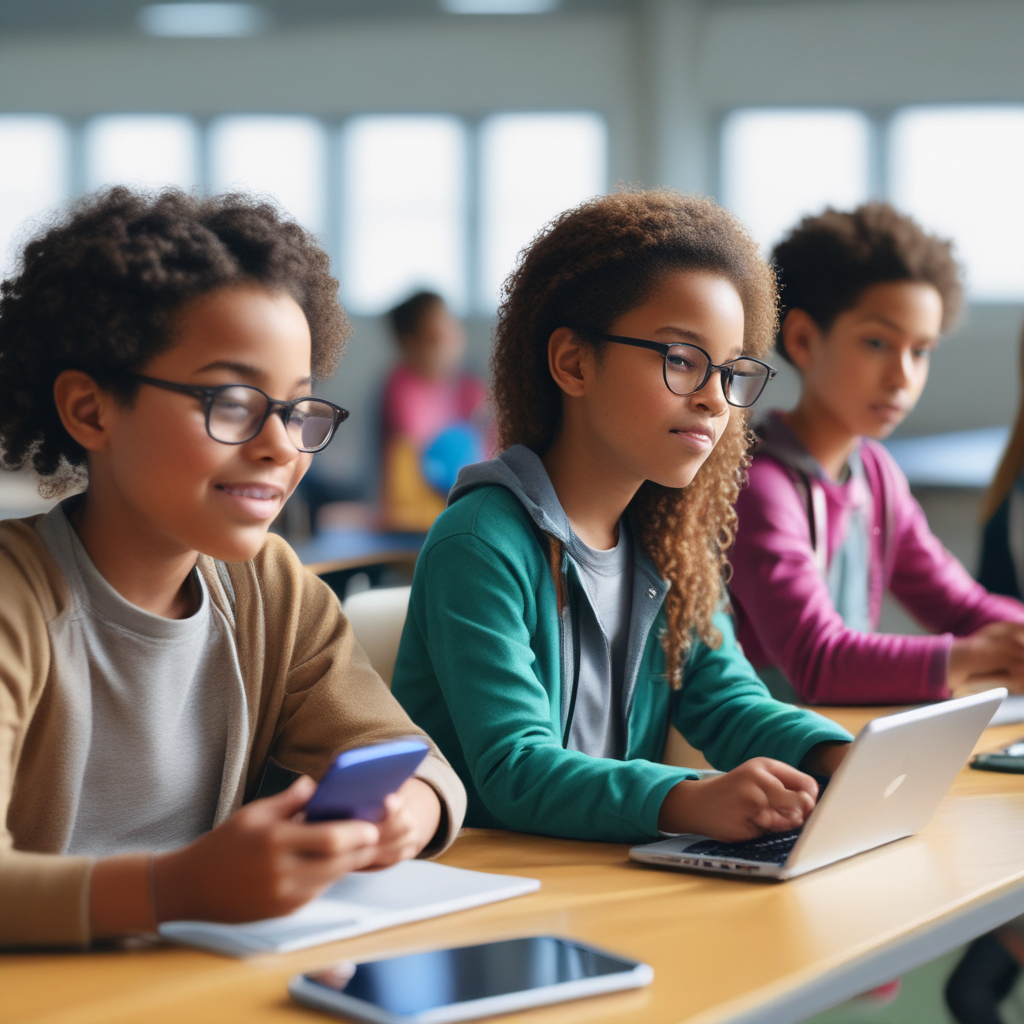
560 579 582 749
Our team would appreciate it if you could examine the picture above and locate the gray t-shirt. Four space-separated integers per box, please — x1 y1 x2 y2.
36 500 248 857
566 520 633 759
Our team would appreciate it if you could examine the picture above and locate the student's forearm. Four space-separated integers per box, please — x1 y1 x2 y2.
799 740 849 777
88 854 157 940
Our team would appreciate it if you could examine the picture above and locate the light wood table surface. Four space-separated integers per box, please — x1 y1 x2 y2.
6 707 1024 1024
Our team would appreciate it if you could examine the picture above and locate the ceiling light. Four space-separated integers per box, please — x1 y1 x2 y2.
138 4 270 38
440 0 560 13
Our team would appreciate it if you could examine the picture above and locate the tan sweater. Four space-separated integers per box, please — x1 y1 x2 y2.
0 517 466 948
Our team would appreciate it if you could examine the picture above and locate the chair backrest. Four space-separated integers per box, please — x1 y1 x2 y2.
341 585 412 687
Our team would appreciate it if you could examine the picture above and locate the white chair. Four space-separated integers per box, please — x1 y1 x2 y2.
342 585 412 688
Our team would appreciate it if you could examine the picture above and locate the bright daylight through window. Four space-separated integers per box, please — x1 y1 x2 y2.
890 105 1024 302
342 116 467 316
208 115 327 236
479 112 607 309
85 115 199 192
0 116 69 279
721 107 871 255
0 109 604 314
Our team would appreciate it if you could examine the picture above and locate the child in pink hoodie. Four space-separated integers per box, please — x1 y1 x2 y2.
730 204 1024 705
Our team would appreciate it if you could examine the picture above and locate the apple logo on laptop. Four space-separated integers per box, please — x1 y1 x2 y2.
883 773 907 799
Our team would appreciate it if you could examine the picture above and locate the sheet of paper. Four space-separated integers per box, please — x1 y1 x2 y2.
159 859 540 957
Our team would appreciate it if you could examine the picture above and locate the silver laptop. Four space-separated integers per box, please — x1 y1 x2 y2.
630 688 1006 881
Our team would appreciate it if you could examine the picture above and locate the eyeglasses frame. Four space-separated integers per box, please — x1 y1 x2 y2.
127 372 349 453
582 331 778 409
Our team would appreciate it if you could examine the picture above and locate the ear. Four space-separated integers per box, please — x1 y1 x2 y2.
780 309 823 373
53 370 117 453
547 328 591 398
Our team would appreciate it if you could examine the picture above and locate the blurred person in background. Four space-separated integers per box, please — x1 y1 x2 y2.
978 318 1024 599
944 318 1024 1024
380 291 492 532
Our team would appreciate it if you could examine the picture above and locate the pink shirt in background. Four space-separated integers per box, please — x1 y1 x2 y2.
729 412 1024 705
382 364 488 448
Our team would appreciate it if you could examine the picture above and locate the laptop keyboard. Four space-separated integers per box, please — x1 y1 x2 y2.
684 828 802 865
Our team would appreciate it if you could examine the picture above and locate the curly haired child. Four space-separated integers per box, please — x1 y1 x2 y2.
0 187 465 948
729 203 1024 705
390 190 853 844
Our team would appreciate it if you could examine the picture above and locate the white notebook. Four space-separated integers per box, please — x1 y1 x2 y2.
159 860 540 957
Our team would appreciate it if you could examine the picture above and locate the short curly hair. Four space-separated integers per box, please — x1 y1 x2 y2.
491 188 778 685
0 186 350 491
771 202 963 364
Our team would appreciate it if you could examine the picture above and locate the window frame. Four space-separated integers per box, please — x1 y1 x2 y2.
0 108 610 317
717 100 1024 305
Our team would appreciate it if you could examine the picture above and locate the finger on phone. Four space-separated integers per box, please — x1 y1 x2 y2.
281 819 380 857
287 843 381 886
246 775 317 824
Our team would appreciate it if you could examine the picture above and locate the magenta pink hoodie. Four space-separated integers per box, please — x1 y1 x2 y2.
729 412 1024 705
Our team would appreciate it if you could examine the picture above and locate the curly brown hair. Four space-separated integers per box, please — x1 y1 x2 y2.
772 202 963 363
0 186 350 494
491 189 778 685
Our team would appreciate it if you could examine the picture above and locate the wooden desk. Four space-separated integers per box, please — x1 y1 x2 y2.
6 708 1024 1024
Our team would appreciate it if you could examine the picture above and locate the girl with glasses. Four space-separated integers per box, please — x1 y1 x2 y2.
390 190 852 845
0 188 465 949
729 204 1024 707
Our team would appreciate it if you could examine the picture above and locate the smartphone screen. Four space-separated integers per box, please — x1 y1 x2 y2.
302 936 640 1017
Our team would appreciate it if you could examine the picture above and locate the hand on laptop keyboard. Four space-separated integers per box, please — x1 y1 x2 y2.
657 757 820 842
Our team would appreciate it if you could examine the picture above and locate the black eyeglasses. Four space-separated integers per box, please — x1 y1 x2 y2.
584 332 777 409
128 373 349 452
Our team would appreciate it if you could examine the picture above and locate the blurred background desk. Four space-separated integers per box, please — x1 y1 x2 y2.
294 529 426 600
6 707 1024 1024
885 427 1010 490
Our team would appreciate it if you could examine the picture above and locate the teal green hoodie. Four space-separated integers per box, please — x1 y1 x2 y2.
391 446 852 843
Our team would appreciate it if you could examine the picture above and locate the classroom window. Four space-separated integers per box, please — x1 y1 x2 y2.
208 115 327 236
720 108 871 255
478 112 607 310
0 116 69 278
84 115 199 193
890 105 1024 302
342 115 467 316
0 110 609 315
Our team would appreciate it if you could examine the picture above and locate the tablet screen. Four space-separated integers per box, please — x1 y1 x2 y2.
304 936 637 1015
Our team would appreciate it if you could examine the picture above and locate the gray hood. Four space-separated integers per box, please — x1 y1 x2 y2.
450 445 575 548
450 445 669 588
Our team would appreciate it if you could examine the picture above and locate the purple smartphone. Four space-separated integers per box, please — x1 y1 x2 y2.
304 739 429 823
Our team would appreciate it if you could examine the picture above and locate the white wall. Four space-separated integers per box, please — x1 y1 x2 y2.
1 0 1022 482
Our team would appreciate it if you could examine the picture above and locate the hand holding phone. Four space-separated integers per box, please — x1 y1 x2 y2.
304 739 430 823
150 776 382 927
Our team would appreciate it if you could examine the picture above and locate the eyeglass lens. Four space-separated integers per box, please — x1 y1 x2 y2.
208 386 337 451
665 345 768 407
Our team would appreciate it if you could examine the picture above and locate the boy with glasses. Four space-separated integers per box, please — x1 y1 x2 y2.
0 188 465 948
